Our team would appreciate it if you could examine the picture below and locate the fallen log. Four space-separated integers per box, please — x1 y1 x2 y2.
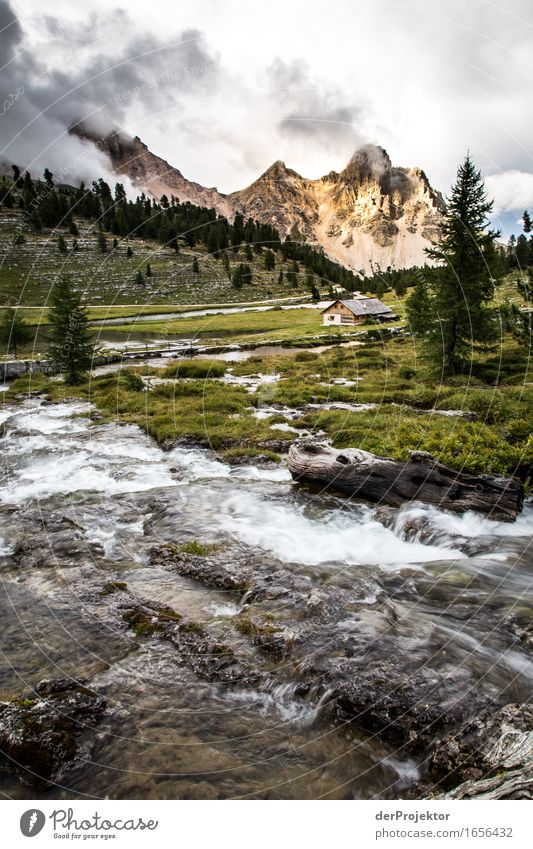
288 441 524 522
431 703 533 799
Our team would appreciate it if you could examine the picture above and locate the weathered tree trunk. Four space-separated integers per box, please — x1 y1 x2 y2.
431 703 533 799
288 441 524 522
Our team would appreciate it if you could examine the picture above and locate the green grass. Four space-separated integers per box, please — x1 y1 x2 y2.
177 540 223 556
162 359 227 379
5 368 292 453
221 446 281 462
91 306 359 343
0 209 329 307
0 297 314 327
4 328 531 480
296 407 528 475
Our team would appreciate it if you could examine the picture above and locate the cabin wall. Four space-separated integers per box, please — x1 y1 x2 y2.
322 302 363 326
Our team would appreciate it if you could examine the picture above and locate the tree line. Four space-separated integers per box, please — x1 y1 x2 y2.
1 165 357 292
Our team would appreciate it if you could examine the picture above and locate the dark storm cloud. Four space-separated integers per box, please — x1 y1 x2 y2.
0 0 217 183
0 0 22 58
40 27 216 130
268 58 366 150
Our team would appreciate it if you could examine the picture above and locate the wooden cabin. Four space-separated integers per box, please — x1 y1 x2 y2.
321 297 395 326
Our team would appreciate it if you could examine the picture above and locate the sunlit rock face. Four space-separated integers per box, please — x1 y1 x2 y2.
232 144 446 273
73 124 445 273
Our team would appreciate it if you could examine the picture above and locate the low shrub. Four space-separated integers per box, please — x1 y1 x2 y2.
162 359 226 379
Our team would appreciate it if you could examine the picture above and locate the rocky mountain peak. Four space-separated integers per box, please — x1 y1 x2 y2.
74 126 446 273
342 144 392 185
256 160 300 183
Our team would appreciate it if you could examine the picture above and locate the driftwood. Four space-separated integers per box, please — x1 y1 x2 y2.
288 441 524 522
432 703 533 799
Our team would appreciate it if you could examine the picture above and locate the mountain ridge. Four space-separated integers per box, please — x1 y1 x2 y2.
71 124 445 273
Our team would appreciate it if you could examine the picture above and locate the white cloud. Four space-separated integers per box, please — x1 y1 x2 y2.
485 171 533 214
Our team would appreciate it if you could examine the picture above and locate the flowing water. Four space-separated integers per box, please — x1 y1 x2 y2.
0 399 532 799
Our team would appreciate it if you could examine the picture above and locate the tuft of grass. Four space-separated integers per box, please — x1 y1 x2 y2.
122 604 182 638
162 359 227 379
235 613 280 638
120 370 145 392
100 581 129 596
221 447 281 463
4 371 50 397
177 540 223 556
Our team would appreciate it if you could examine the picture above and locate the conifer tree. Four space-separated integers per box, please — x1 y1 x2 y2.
514 235 530 269
241 263 252 285
425 154 499 373
405 278 433 336
286 261 299 287
231 265 243 289
264 250 275 271
97 231 108 253
47 277 95 382
12 164 24 188
58 235 67 253
1 186 13 208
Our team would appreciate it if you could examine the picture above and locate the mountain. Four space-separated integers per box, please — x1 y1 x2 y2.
71 126 445 273
72 124 235 219
230 145 445 273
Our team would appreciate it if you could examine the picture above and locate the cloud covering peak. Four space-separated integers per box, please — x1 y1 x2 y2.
2 0 533 231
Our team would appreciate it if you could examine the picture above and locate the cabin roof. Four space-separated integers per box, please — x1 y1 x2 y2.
321 298 393 316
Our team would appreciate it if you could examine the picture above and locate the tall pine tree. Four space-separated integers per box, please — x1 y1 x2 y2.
47 277 95 383
425 155 499 373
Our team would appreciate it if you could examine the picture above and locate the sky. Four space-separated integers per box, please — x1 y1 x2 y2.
2 0 533 235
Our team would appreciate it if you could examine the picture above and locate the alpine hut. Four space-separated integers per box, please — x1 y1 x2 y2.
321 295 395 326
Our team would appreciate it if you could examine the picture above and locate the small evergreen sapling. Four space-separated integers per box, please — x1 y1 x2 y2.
47 277 95 383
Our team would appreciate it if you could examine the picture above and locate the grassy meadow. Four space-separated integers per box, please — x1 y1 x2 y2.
6 333 531 480
0 208 332 308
